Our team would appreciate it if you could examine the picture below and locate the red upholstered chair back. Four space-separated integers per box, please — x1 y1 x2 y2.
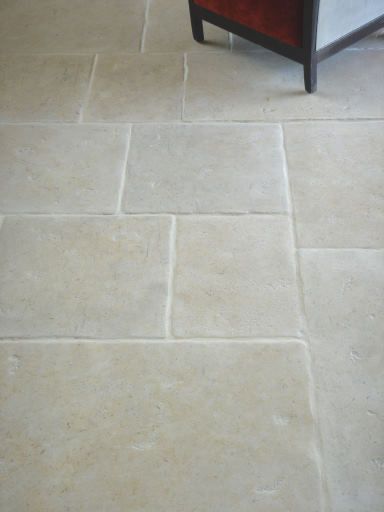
194 0 304 47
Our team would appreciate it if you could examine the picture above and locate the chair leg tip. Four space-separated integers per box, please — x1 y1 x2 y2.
305 84 317 93
193 34 204 43
304 72 318 93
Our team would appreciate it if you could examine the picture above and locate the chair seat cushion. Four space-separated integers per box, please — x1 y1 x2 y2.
194 0 304 47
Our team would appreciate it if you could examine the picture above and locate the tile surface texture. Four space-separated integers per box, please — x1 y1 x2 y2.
301 250 384 512
0 0 147 53
0 125 129 213
145 0 229 52
173 216 302 337
123 123 287 213
0 341 321 512
284 121 384 248
184 51 384 121
1 0 383 511
0 216 171 338
0 55 93 122
85 54 183 122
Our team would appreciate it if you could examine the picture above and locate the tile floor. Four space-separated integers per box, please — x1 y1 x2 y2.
0 1 383 511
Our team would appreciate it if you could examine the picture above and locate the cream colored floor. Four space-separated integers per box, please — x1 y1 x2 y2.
0 1 383 511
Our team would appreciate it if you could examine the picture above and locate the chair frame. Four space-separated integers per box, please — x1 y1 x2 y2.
188 0 384 92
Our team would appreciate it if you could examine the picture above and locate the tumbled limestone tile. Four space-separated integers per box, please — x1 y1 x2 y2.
284 122 384 248
85 54 183 122
0 340 321 512
123 124 287 213
144 0 228 53
173 216 301 337
0 55 92 122
300 250 384 512
0 0 146 53
0 125 129 214
0 216 170 337
184 51 384 120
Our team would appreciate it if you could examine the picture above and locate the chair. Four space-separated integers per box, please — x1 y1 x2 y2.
188 0 384 92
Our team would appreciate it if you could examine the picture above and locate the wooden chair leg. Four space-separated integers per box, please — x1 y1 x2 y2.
304 57 317 93
188 1 204 42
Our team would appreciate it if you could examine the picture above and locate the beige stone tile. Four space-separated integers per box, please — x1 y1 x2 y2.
0 55 92 122
0 216 171 338
144 0 229 53
300 250 384 512
0 125 129 214
173 216 301 337
284 122 384 248
123 124 287 213
85 54 183 122
0 0 146 53
184 51 384 120
0 340 321 512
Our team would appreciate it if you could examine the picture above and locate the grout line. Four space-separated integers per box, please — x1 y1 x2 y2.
78 53 98 123
0 121 134 127
280 123 331 512
0 211 288 217
165 216 177 338
0 212 290 218
121 211 289 216
0 121 284 127
140 0 151 53
2 209 383 251
229 32 234 51
302 342 332 512
1 118 384 127
0 336 307 344
279 123 307 338
115 125 133 214
166 117 384 123
181 53 189 120
3 208 383 252
299 247 384 251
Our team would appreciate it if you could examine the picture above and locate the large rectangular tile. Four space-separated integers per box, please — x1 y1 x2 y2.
0 0 146 53
173 216 301 337
284 122 384 248
0 340 321 512
123 124 287 213
85 54 183 122
144 0 228 52
300 250 384 512
0 55 93 122
0 125 129 213
184 51 384 120
0 216 171 338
